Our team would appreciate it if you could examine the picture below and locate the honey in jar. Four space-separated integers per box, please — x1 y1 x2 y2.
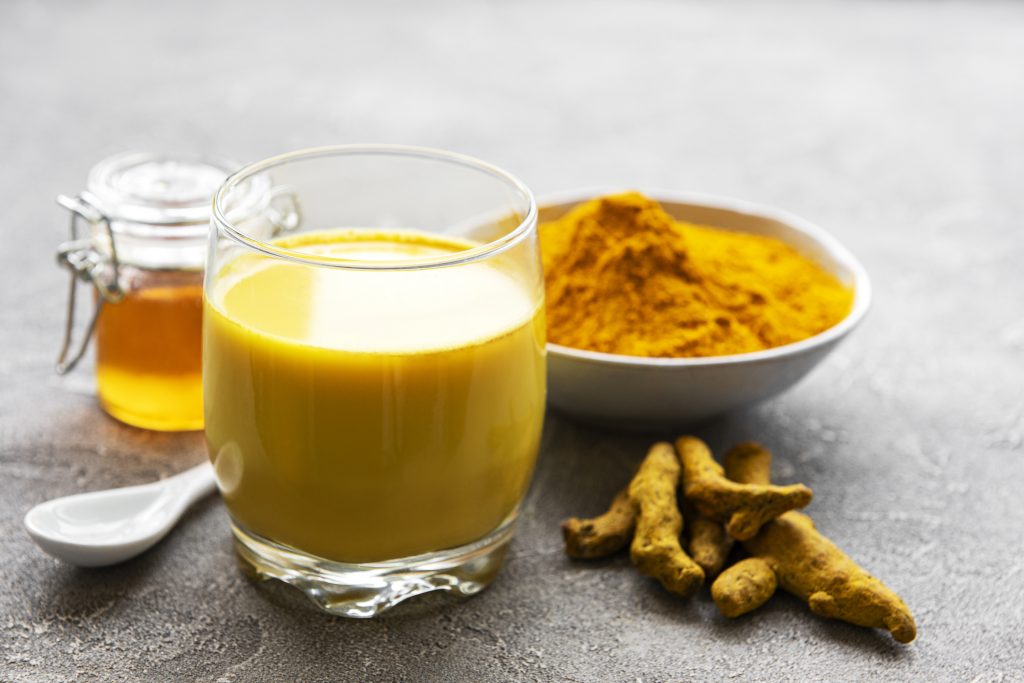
56 152 259 431
95 272 205 431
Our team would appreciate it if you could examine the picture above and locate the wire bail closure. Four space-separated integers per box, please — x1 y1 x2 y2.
54 193 124 374
265 185 302 235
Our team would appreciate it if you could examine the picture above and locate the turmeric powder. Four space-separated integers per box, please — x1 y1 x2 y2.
539 192 854 358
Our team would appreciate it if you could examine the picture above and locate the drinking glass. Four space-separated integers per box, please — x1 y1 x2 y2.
205 146 545 617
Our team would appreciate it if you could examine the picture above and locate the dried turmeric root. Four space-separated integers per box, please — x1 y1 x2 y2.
711 556 777 617
561 487 636 559
677 436 813 541
629 442 705 597
712 443 917 644
683 502 733 579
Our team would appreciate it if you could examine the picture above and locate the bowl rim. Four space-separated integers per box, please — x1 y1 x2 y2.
539 187 871 368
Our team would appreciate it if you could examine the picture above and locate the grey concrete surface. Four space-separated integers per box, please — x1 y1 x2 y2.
2 0 1023 680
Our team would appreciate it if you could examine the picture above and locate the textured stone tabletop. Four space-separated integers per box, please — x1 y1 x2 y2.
2 1 1023 681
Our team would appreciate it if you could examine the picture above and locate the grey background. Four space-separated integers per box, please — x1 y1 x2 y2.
2 0 1023 681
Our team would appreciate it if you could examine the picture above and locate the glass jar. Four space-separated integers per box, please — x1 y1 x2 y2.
55 152 254 431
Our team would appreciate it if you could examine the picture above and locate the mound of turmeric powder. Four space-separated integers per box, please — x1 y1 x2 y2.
539 192 854 358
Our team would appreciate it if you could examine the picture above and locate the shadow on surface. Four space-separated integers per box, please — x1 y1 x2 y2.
705 590 914 660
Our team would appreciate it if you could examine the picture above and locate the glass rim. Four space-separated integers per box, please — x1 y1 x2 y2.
212 144 538 271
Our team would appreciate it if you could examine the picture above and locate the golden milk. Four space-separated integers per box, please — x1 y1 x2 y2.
203 230 546 563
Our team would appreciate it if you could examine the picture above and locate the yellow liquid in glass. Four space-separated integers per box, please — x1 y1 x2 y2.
203 230 546 563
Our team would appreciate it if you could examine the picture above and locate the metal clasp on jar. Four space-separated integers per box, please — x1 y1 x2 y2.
265 185 302 235
54 194 124 374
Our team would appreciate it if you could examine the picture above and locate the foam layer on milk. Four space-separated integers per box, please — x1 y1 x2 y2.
209 230 539 354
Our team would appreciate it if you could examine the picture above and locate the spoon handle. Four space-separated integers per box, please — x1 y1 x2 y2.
165 462 217 509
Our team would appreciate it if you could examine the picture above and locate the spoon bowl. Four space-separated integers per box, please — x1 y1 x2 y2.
24 462 217 567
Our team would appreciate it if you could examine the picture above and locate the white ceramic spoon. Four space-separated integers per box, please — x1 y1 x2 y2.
23 462 217 567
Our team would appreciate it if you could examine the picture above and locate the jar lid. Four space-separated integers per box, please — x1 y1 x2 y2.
82 152 245 234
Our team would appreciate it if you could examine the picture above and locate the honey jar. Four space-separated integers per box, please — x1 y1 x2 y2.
55 152 257 431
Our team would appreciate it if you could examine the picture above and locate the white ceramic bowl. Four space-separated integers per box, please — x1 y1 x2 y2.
540 190 871 430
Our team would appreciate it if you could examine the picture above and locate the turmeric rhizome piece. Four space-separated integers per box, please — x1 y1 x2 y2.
561 487 635 560
678 437 812 541
628 442 705 597
711 443 917 644
683 501 733 579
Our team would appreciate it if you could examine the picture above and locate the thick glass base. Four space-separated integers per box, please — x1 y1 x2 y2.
232 516 516 618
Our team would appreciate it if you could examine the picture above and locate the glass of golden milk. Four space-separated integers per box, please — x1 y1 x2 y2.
205 146 546 616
